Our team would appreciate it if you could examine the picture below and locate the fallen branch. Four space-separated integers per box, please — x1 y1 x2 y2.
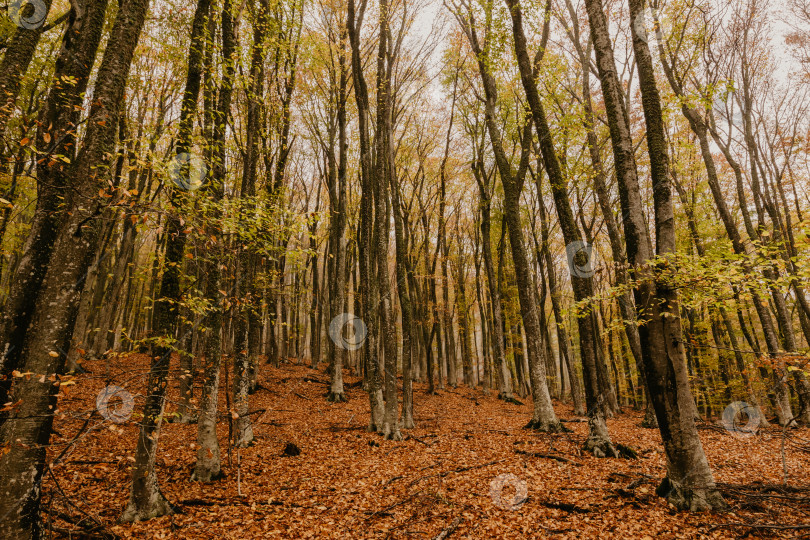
383 475 405 486
408 459 506 487
432 516 463 539
47 465 116 538
538 500 590 514
365 490 423 520
514 449 582 466
706 522 810 535
443 458 506 476
406 434 431 446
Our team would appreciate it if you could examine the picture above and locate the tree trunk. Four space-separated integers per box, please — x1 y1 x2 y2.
0 0 108 418
326 27 349 402
0 0 150 534
122 0 211 520
504 0 614 452
191 0 235 482
614 0 724 509
0 0 54 145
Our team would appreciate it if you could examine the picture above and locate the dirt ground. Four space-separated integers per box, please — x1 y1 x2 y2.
42 354 810 538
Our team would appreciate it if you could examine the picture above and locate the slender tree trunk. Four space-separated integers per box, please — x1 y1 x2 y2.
191 0 235 482
326 30 350 401
122 0 211 520
535 178 585 415
454 5 561 430
505 0 614 451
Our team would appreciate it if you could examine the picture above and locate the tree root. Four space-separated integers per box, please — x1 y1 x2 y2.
656 477 728 511
499 394 524 405
190 469 225 483
641 406 658 429
524 419 571 432
234 434 255 448
120 491 176 523
615 443 638 459
583 436 619 458
514 449 582 466
325 391 348 403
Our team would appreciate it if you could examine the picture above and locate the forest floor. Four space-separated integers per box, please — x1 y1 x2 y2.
43 353 810 539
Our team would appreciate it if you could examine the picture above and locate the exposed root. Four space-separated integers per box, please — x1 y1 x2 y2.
656 477 728 511
325 391 348 403
499 394 524 406
524 419 571 433
234 433 255 448
583 436 619 458
615 443 639 459
190 469 226 483
119 491 175 523
641 405 658 429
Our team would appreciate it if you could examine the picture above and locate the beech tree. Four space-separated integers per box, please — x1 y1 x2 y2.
1 0 810 533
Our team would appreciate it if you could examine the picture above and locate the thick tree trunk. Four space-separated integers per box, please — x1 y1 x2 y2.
375 0 400 441
613 0 724 509
347 0 384 431
0 0 53 144
568 19 654 426
0 0 150 534
191 0 235 482
0 0 108 417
